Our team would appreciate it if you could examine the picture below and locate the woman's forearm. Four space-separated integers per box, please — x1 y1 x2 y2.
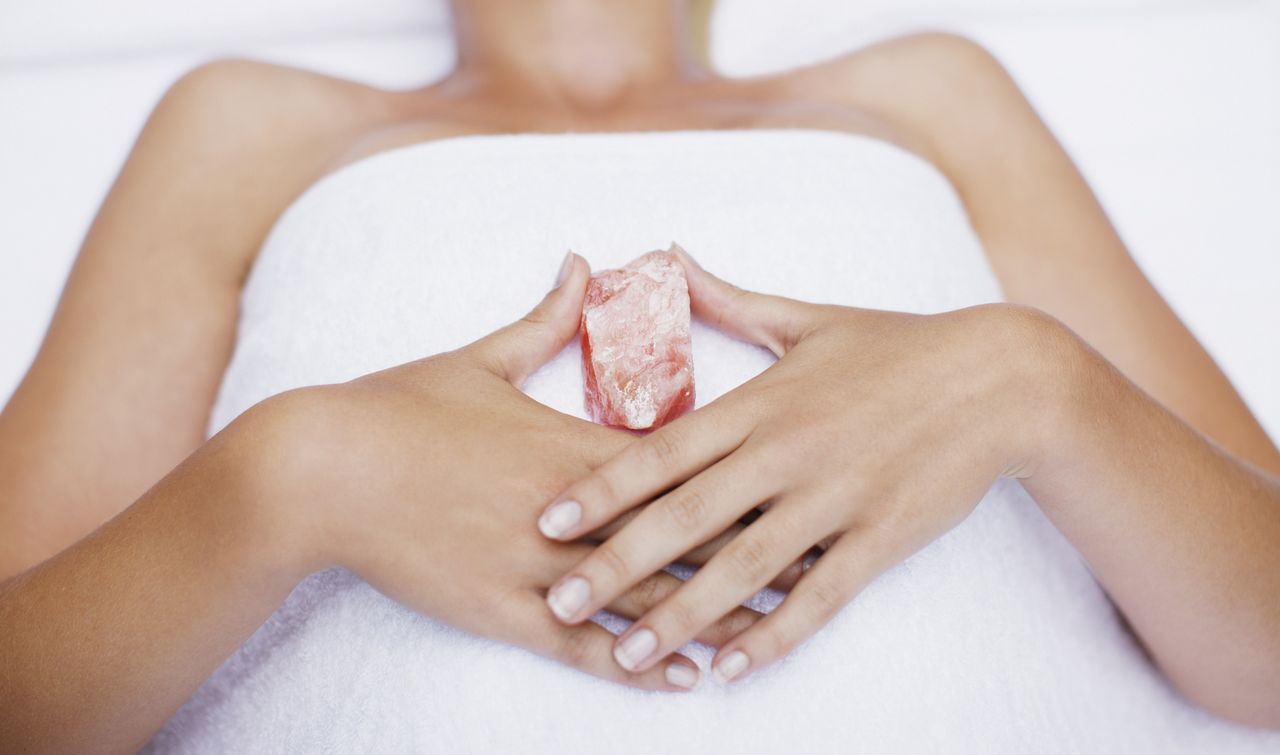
1024 325 1280 727
0 407 310 753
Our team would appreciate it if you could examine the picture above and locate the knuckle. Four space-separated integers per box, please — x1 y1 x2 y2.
641 430 685 470
805 576 848 622
711 609 757 642
483 587 528 640
763 627 792 662
572 471 620 517
659 596 701 635
773 559 805 591
728 537 773 584
630 575 665 610
519 306 553 328
720 286 752 323
592 543 631 585
744 449 787 488
833 475 871 510
664 487 710 531
556 628 597 668
467 340 512 378
760 509 806 543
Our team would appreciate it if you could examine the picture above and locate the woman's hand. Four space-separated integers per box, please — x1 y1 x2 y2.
267 253 763 691
537 247 1066 683
2 255 779 754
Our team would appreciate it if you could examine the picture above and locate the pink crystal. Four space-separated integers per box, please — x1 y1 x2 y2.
581 248 695 431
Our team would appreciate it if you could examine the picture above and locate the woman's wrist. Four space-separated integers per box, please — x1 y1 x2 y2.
216 389 347 583
978 303 1090 481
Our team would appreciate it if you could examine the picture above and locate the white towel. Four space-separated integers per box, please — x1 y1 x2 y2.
147 130 1279 753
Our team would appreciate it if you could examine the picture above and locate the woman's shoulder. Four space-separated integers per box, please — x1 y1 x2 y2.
123 59 412 264
736 32 1026 166
766 32 1044 185
787 32 1012 102
155 58 398 150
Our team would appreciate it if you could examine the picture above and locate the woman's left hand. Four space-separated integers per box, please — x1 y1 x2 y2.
538 247 1071 683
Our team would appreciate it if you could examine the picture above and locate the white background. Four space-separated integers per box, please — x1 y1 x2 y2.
1 0 1277 436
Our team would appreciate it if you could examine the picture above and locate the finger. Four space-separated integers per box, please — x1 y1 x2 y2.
609 502 833 674
770 556 807 592
674 524 745 568
537 398 753 542
511 592 703 691
584 519 802 592
468 251 589 386
534 541 763 645
710 532 892 684
582 506 642 541
670 243 815 357
607 570 762 647
545 450 780 625
587 505 756 544
635 520 806 592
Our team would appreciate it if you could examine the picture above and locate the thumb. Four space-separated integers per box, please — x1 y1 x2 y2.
469 252 589 386
670 244 815 357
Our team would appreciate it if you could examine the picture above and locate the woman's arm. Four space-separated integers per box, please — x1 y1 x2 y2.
841 32 1280 473
0 60 379 577
1024 321 1280 726
0 407 308 753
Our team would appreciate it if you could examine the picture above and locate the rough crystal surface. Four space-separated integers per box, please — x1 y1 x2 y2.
581 248 695 430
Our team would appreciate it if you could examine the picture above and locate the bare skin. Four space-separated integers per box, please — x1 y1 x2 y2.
2 0 1278 750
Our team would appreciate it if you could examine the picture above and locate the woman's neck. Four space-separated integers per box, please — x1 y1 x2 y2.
447 0 707 110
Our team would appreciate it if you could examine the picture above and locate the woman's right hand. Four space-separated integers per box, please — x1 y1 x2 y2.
253 253 752 690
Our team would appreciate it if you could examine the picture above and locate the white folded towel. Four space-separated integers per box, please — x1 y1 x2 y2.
147 130 1280 753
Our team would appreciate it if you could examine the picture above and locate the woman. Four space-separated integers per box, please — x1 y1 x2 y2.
2 0 1278 751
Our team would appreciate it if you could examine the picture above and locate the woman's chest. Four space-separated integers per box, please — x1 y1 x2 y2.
333 77 917 178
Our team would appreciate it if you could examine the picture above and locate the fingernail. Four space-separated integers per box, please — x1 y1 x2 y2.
538 500 581 539
554 251 575 288
613 628 657 671
713 650 749 683
665 663 701 690
547 576 590 621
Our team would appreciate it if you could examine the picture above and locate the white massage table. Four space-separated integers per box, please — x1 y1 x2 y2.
2 0 1277 439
